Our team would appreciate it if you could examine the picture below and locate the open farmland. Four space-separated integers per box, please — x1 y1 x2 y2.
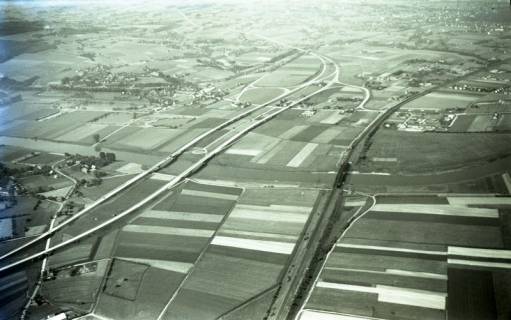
80 174 136 201
256 56 322 87
50 177 170 244
0 103 60 124
55 123 119 144
159 187 318 320
93 181 243 320
0 111 107 140
301 194 511 320
2 1 511 319
448 113 511 133
113 127 183 151
358 130 511 174
403 92 480 111
91 112 137 125
42 260 109 312
238 87 285 105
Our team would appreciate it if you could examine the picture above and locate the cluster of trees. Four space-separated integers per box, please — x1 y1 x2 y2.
64 152 116 168
0 162 52 178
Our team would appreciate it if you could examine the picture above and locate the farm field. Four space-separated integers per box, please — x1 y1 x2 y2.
91 112 136 125
403 92 480 111
95 262 185 320
0 196 57 241
80 174 136 201
196 162 336 187
0 104 59 124
3 1 511 319
238 87 285 105
350 157 511 195
55 123 119 144
219 286 278 320
159 187 318 320
449 114 511 133
42 260 109 312
50 178 170 242
0 271 28 319
92 181 243 320
0 111 107 140
301 194 511 320
359 130 511 174
23 152 63 165
114 127 183 151
256 56 322 87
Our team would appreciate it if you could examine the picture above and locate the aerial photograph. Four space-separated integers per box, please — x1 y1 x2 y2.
0 0 510 319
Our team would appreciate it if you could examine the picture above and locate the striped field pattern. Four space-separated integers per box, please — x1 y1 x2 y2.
302 195 511 320
161 190 315 320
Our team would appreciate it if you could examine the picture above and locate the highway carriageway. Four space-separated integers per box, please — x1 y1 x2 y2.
0 58 338 273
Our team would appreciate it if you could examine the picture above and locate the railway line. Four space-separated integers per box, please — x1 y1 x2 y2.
274 60 505 320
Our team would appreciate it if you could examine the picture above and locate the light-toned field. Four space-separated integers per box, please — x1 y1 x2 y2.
238 87 285 104
260 140 305 166
228 204 310 223
157 128 207 152
287 143 318 167
190 66 234 81
116 162 143 174
55 123 108 141
320 112 347 125
116 127 182 150
225 132 278 158
404 92 479 110
311 127 344 144
236 51 275 65
256 55 321 87
467 115 496 132
371 203 499 218
38 185 74 199
256 71 313 87
211 236 295 254
447 196 511 206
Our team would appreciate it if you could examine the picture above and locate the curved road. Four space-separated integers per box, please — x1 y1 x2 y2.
0 51 338 273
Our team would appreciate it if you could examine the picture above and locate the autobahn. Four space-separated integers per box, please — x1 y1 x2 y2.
0 53 340 274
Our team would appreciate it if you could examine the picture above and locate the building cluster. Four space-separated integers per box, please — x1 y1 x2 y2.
192 86 228 105
64 152 115 174
0 178 18 211
451 82 509 94
59 64 138 91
